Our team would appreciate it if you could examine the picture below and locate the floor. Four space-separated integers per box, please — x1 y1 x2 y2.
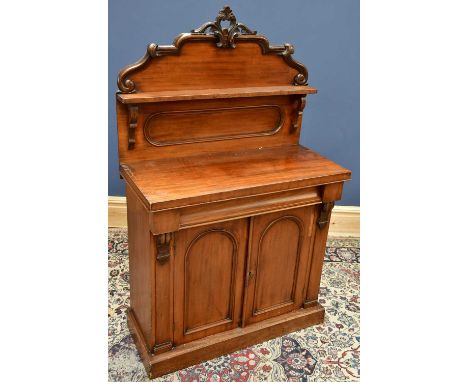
108 228 360 381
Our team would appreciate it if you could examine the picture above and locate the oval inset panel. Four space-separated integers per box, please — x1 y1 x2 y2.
184 230 237 333
144 105 283 146
253 217 302 314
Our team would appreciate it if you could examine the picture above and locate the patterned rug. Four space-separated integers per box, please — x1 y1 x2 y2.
109 228 360 381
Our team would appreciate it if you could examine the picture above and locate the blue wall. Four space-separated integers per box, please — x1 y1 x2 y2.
109 0 359 205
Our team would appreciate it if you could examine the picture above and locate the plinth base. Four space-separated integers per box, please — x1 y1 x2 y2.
127 304 325 379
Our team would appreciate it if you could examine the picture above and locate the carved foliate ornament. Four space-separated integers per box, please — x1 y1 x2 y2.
192 5 257 48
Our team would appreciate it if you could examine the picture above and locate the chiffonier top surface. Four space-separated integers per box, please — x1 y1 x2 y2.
120 145 350 211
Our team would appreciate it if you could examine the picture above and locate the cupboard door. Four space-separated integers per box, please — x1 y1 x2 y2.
173 219 248 345
243 207 316 325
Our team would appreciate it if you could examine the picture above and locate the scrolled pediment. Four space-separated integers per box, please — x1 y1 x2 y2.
117 6 308 93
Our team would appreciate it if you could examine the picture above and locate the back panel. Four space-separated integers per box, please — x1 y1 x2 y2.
117 94 305 162
115 8 312 164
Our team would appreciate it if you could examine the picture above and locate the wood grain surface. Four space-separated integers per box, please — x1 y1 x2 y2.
117 6 352 378
117 86 316 104
120 145 350 211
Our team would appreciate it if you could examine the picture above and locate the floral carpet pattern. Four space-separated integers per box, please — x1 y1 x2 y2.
109 229 360 381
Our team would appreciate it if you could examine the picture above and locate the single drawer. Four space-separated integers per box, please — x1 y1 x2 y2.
150 186 321 234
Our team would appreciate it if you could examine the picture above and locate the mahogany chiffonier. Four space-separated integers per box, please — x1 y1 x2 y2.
115 6 351 379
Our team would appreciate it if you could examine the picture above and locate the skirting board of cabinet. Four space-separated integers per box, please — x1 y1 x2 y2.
127 304 325 379
108 196 359 237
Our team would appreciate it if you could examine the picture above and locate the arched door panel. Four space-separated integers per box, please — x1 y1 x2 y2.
243 206 315 325
173 219 248 345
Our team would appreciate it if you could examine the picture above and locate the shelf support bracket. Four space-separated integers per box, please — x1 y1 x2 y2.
155 233 174 264
317 202 334 229
128 105 138 150
292 96 306 133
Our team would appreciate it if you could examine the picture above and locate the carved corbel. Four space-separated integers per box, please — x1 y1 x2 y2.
128 105 138 150
155 233 174 264
317 202 335 229
292 96 306 133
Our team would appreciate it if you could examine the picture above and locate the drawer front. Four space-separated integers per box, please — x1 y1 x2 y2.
150 186 321 235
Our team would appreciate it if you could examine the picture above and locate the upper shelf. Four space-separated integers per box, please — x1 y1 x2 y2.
117 85 317 104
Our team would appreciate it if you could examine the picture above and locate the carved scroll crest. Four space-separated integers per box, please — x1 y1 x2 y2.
117 6 309 93
191 5 257 48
